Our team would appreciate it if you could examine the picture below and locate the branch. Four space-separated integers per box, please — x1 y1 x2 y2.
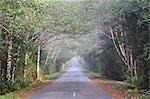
95 28 113 39
110 27 128 66
101 32 113 39
0 24 11 34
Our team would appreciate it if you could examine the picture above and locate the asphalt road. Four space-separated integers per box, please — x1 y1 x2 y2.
29 65 113 99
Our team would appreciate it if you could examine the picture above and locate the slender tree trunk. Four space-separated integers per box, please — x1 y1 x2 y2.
110 27 128 66
110 27 133 76
6 34 12 81
11 45 20 82
11 66 15 82
45 54 49 65
0 24 12 81
0 60 2 82
36 45 41 80
24 52 28 78
2 56 7 81
51 47 56 60
133 60 137 79
53 49 60 63
130 49 133 76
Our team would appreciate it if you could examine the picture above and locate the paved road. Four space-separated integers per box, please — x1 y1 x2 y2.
29 66 113 99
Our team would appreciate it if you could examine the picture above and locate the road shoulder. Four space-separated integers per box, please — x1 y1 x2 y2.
85 71 149 99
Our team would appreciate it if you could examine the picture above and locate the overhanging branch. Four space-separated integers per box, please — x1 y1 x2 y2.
0 24 11 34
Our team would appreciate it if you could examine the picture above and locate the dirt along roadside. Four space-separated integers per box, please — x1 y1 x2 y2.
91 77 149 99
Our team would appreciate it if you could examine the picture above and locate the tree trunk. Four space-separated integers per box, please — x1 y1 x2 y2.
110 27 133 76
130 49 133 76
53 49 60 63
45 54 49 65
133 60 137 79
24 52 28 78
11 66 15 82
110 27 128 66
36 45 41 80
2 57 7 81
0 60 2 82
6 34 12 81
51 47 56 60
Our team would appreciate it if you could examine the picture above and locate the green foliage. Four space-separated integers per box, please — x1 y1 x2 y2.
0 94 19 99
0 0 93 96
14 78 31 89
0 0 149 96
0 81 11 94
43 72 64 80
83 0 149 90
124 76 141 89
0 78 31 95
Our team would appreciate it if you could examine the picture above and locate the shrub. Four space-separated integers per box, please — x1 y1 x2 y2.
124 75 141 89
0 78 31 95
0 81 10 95
15 78 31 89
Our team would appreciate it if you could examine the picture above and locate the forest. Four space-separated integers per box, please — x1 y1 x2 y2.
0 0 149 98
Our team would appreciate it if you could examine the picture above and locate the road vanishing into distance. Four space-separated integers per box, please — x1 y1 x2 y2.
29 59 113 99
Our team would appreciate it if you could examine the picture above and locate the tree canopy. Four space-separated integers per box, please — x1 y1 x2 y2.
0 0 149 95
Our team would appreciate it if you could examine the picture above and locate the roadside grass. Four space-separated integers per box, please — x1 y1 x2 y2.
0 72 65 99
85 71 101 77
43 71 65 80
0 94 19 99
83 70 102 78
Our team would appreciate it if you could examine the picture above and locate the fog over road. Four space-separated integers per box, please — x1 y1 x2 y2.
29 58 113 99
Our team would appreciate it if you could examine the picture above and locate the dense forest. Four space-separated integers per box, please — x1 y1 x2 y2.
0 0 91 95
83 0 149 90
0 0 149 97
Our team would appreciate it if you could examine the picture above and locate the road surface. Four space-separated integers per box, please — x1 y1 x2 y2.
29 66 113 99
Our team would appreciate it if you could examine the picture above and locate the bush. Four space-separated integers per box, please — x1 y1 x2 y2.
15 78 31 89
44 72 64 80
124 76 141 89
0 81 11 95
0 78 31 95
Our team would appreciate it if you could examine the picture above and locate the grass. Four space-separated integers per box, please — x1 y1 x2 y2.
43 71 65 80
0 72 65 99
0 94 19 99
83 70 102 78
0 81 45 99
